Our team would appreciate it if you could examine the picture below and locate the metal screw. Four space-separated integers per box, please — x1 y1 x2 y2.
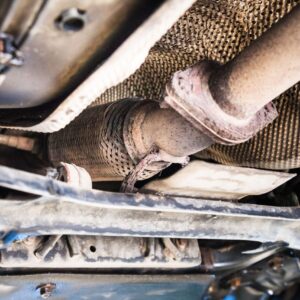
36 283 56 299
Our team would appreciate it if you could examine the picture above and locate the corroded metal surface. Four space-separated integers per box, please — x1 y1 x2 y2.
0 166 300 248
210 6 300 118
48 99 168 181
165 61 277 144
0 236 201 269
48 99 208 182
165 6 300 145
0 134 37 152
125 100 212 158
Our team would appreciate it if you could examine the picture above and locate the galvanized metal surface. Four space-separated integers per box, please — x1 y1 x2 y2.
0 166 300 249
143 161 295 200
0 236 201 269
0 274 212 300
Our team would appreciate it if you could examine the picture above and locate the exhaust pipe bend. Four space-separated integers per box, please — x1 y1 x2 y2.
48 99 212 182
165 6 300 144
48 6 300 182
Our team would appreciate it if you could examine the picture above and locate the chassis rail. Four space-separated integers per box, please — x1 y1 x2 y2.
0 166 298 248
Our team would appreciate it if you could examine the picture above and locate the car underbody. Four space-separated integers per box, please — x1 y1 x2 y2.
0 1 299 299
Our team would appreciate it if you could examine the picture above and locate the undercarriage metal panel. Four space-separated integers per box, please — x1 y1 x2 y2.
0 274 212 300
0 0 142 109
0 166 299 248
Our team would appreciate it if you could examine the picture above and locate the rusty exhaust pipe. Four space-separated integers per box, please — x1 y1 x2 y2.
210 5 300 119
48 99 212 183
166 6 299 144
48 6 300 186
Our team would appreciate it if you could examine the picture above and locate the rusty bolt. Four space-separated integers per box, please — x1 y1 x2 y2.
36 283 56 299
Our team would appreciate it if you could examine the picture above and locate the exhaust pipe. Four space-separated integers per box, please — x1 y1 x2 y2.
48 6 300 183
166 6 300 144
209 5 300 119
48 99 212 181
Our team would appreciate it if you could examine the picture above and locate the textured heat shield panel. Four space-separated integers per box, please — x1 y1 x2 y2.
92 0 300 170
48 101 135 180
48 100 166 181
143 161 295 200
198 85 300 169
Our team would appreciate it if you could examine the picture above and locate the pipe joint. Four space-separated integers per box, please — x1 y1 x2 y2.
165 61 278 145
